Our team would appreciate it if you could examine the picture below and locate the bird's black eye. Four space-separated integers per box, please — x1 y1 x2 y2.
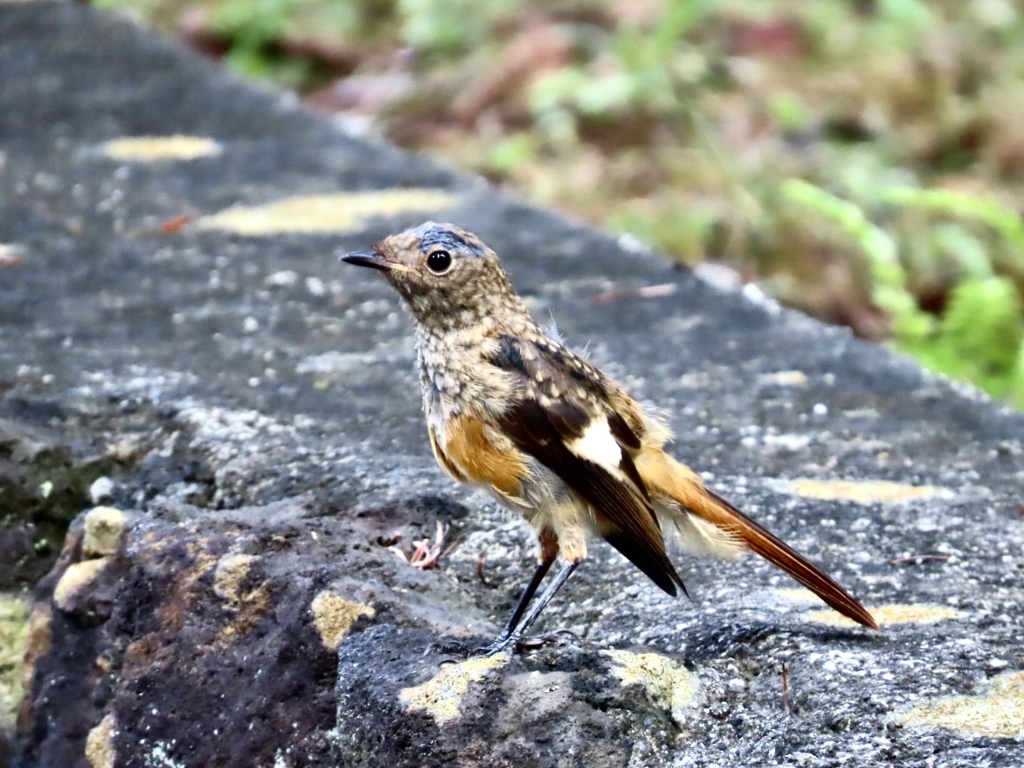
426 249 452 274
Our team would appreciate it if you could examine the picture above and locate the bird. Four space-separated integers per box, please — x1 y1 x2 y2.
341 221 878 654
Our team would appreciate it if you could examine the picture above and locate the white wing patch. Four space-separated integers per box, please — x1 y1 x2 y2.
566 416 628 481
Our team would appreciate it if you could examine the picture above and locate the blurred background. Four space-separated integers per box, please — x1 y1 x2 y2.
93 0 1024 408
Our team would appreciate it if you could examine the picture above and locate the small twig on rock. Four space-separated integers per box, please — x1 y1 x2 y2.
781 662 789 714
476 552 491 587
439 530 464 561
161 213 194 233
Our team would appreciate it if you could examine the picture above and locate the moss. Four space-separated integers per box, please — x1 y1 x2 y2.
0 594 31 735
10 445 119 526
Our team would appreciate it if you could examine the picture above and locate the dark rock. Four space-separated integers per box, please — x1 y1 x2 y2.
16 499 472 767
332 626 681 768
16 500 692 768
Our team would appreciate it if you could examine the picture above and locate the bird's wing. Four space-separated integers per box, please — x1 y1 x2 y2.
487 333 685 595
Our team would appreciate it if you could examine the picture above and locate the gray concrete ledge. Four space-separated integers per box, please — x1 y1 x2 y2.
1 2 1022 767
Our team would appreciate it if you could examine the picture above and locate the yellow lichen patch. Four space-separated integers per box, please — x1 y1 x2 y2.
605 649 700 725
83 507 127 558
195 189 459 235
0 595 30 734
53 558 110 612
399 655 507 726
213 554 258 605
216 594 272 642
213 554 272 644
100 135 222 162
805 602 962 628
788 478 940 504
902 671 1024 738
85 712 117 768
310 592 375 651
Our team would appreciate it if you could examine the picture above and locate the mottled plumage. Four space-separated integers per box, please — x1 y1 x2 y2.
342 221 877 654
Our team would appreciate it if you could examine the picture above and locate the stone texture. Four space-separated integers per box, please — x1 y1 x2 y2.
16 500 462 767
1 2 1022 767
17 500 701 768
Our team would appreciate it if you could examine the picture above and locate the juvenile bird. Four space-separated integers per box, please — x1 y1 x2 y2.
342 222 877 654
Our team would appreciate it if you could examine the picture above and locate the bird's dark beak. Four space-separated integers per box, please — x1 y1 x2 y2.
340 248 392 272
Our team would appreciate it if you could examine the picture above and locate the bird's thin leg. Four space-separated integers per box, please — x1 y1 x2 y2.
480 561 579 655
509 561 578 641
492 556 554 644
436 557 555 664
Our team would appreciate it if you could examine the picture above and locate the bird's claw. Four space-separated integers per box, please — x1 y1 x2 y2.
472 635 518 657
425 638 471 663
474 627 577 656
519 628 577 648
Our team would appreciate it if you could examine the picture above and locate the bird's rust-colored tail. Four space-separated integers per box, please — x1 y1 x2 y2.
636 450 879 630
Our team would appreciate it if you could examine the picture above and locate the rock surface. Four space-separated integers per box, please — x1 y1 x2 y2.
1 3 1022 767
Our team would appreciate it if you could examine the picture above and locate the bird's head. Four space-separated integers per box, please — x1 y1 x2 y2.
341 222 524 332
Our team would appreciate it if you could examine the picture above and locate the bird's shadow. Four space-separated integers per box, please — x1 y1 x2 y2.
681 619 880 666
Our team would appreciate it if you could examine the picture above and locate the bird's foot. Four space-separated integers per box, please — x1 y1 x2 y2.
474 627 576 656
425 638 473 665
517 628 577 649
473 633 519 657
